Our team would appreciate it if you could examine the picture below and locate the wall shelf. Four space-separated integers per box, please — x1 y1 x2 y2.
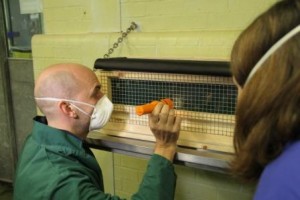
86 132 233 173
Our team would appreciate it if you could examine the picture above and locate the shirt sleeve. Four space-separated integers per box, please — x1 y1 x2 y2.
51 173 125 200
52 154 176 200
131 154 177 200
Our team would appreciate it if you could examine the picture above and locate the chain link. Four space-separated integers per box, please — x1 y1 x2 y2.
103 22 138 58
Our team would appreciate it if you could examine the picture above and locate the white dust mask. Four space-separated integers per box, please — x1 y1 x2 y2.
86 95 113 131
35 95 114 131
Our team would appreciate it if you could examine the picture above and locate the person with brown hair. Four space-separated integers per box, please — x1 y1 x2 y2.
230 0 300 199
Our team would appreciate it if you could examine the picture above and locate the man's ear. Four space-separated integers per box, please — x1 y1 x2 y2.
59 102 78 118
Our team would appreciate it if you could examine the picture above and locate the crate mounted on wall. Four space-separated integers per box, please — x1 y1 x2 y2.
93 58 237 153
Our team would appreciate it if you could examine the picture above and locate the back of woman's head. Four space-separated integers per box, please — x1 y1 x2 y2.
230 0 300 181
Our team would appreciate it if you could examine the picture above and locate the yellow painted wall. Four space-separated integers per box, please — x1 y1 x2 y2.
33 0 277 199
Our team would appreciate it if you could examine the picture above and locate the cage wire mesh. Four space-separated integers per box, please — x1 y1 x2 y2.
97 70 237 137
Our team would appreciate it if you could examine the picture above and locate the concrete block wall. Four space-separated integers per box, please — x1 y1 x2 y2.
120 0 273 32
32 31 239 78
113 154 148 197
42 0 120 34
112 153 256 200
41 0 275 33
32 0 277 199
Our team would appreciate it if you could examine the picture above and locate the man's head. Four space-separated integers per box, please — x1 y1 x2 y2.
34 63 104 138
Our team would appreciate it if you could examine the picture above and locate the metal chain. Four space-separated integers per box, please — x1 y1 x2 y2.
103 22 138 58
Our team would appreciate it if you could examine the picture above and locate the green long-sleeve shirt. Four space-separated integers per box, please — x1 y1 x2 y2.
14 116 176 200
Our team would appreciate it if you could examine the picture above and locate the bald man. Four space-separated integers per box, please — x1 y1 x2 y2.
13 63 181 200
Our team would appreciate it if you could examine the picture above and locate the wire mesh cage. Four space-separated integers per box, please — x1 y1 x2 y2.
94 58 237 153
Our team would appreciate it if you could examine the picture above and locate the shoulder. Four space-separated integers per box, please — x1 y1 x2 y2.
254 141 300 200
268 140 300 173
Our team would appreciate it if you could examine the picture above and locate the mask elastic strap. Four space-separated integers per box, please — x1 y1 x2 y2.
68 103 92 117
35 97 95 117
244 25 300 86
35 97 95 107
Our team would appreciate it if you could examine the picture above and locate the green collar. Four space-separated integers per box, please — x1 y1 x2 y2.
30 116 103 188
32 116 83 150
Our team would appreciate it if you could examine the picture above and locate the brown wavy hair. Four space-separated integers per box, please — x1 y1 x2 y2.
230 0 300 182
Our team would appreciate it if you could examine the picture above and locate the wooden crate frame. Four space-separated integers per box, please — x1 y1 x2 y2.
94 58 236 153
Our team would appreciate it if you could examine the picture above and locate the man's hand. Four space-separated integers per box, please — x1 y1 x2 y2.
149 102 181 161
